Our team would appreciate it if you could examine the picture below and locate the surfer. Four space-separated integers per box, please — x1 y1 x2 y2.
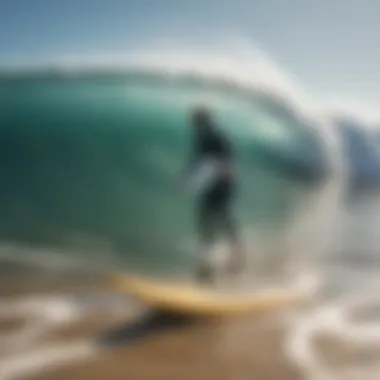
180 106 243 282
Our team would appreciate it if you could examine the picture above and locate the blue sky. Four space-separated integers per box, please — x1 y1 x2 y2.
1 0 380 105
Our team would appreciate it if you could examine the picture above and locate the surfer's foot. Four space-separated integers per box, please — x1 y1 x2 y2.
226 261 242 276
226 254 245 276
195 264 213 284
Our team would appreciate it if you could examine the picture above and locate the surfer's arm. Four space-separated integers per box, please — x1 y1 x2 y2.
179 135 202 181
180 151 199 183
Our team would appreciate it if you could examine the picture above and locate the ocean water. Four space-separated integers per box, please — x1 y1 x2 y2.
1 59 380 380
0 70 334 276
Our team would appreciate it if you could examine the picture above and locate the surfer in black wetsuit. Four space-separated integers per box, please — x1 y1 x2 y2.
181 106 243 282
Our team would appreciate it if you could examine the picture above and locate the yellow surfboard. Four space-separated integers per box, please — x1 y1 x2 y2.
108 273 312 317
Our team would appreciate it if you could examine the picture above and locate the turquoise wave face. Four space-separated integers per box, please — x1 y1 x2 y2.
0 75 328 274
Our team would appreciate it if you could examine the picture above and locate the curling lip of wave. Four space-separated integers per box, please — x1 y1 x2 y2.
3 46 378 129
1 49 315 119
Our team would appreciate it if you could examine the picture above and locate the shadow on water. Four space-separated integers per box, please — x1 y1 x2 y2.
97 310 199 348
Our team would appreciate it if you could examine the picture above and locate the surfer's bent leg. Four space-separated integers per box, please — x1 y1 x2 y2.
195 179 243 280
209 179 235 236
197 192 217 250
195 186 219 282
214 180 244 273
222 210 244 273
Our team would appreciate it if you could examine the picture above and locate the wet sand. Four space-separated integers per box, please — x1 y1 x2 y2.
30 319 301 380
0 273 303 380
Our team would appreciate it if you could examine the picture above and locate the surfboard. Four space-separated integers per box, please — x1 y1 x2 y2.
108 273 311 317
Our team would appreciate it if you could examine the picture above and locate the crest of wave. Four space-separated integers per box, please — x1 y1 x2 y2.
51 39 313 111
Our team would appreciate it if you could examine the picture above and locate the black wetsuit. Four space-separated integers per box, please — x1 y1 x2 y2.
189 126 238 245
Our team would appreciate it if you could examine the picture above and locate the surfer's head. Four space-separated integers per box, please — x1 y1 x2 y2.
190 106 213 129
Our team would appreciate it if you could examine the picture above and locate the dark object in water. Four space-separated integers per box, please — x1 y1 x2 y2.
97 310 194 348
